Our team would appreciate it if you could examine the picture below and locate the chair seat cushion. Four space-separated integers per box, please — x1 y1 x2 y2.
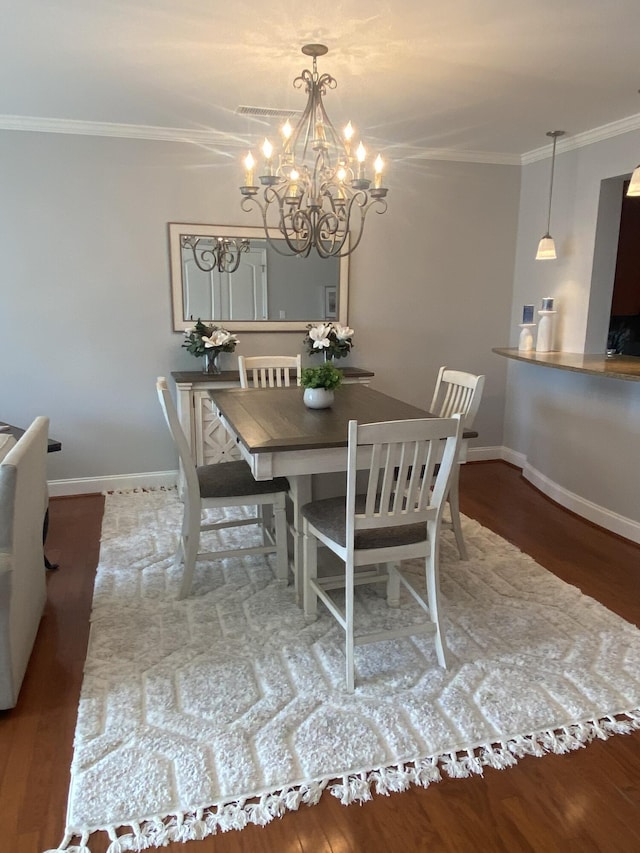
197 460 289 499
301 495 427 550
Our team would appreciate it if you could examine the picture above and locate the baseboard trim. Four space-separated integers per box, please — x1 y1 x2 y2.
469 446 639 544
48 451 640 545
48 470 178 497
47 450 509 496
522 462 640 545
467 445 522 464
46 449 509 495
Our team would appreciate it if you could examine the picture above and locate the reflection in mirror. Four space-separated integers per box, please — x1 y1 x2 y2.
169 223 349 332
181 235 250 274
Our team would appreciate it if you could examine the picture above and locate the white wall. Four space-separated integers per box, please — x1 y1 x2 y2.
0 130 520 488
504 127 640 537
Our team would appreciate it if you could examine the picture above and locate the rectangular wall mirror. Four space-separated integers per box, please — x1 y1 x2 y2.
168 223 349 332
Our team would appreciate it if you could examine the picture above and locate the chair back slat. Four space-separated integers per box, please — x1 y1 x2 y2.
430 366 485 429
378 442 398 515
349 416 463 534
389 441 408 514
239 355 302 389
365 442 384 516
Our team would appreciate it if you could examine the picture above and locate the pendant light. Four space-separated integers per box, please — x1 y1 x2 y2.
536 130 565 260
626 89 640 196
627 164 640 196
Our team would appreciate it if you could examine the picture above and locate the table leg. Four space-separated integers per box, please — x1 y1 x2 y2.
43 506 59 571
287 474 312 605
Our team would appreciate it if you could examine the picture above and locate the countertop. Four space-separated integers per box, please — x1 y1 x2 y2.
492 348 640 382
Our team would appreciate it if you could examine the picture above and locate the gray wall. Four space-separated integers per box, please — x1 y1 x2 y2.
506 127 640 534
0 130 520 487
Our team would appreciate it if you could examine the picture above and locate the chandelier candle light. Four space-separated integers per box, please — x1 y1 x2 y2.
240 44 388 258
536 130 565 260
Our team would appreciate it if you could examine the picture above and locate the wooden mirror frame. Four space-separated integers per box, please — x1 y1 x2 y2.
168 223 350 332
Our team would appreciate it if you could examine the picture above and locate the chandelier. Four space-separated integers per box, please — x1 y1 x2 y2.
181 235 250 273
239 44 388 258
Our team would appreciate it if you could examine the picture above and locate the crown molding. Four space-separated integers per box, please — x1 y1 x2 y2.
521 112 640 164
0 114 521 165
0 114 240 146
0 113 521 164
2 109 640 167
403 148 520 166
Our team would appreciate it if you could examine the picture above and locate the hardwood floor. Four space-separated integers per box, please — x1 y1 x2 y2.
3 462 640 852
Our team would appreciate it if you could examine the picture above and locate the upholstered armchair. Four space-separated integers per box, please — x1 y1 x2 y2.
0 417 50 709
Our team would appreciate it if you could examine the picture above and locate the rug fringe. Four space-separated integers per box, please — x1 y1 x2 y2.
101 485 177 496
46 708 640 851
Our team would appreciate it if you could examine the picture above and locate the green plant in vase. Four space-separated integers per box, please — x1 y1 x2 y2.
300 363 343 409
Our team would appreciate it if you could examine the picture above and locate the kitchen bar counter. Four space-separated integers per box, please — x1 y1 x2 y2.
492 348 640 382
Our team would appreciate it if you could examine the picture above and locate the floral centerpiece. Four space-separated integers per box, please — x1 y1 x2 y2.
303 322 354 361
182 318 239 374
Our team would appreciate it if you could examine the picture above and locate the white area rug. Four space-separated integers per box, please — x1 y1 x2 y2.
48 488 640 852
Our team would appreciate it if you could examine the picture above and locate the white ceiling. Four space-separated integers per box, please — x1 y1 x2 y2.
2 0 640 162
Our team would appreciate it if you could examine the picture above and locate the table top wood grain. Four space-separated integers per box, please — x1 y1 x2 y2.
210 385 477 455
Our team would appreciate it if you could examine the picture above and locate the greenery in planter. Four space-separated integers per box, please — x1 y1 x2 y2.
300 363 343 390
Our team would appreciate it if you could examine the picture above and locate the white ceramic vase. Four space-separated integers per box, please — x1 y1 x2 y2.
303 388 334 409
536 310 557 353
518 323 536 352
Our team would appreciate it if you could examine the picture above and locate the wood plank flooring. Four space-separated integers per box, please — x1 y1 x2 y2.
2 462 640 852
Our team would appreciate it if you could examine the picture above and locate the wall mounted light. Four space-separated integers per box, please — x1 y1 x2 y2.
536 130 565 260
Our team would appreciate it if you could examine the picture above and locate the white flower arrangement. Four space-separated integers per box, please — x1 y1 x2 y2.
182 319 239 358
303 322 354 360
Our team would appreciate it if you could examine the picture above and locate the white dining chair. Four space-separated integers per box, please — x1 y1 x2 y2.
237 354 303 592
238 355 302 388
302 414 463 693
430 367 485 560
156 377 289 599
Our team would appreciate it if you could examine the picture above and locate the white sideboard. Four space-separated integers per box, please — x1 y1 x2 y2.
171 367 375 467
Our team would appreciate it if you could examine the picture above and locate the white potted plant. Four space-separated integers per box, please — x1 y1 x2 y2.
300 363 343 409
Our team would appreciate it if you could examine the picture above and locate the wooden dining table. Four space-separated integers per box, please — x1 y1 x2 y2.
209 384 478 587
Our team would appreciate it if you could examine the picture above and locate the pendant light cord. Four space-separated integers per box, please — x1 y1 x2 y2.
544 130 565 235
545 134 558 234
